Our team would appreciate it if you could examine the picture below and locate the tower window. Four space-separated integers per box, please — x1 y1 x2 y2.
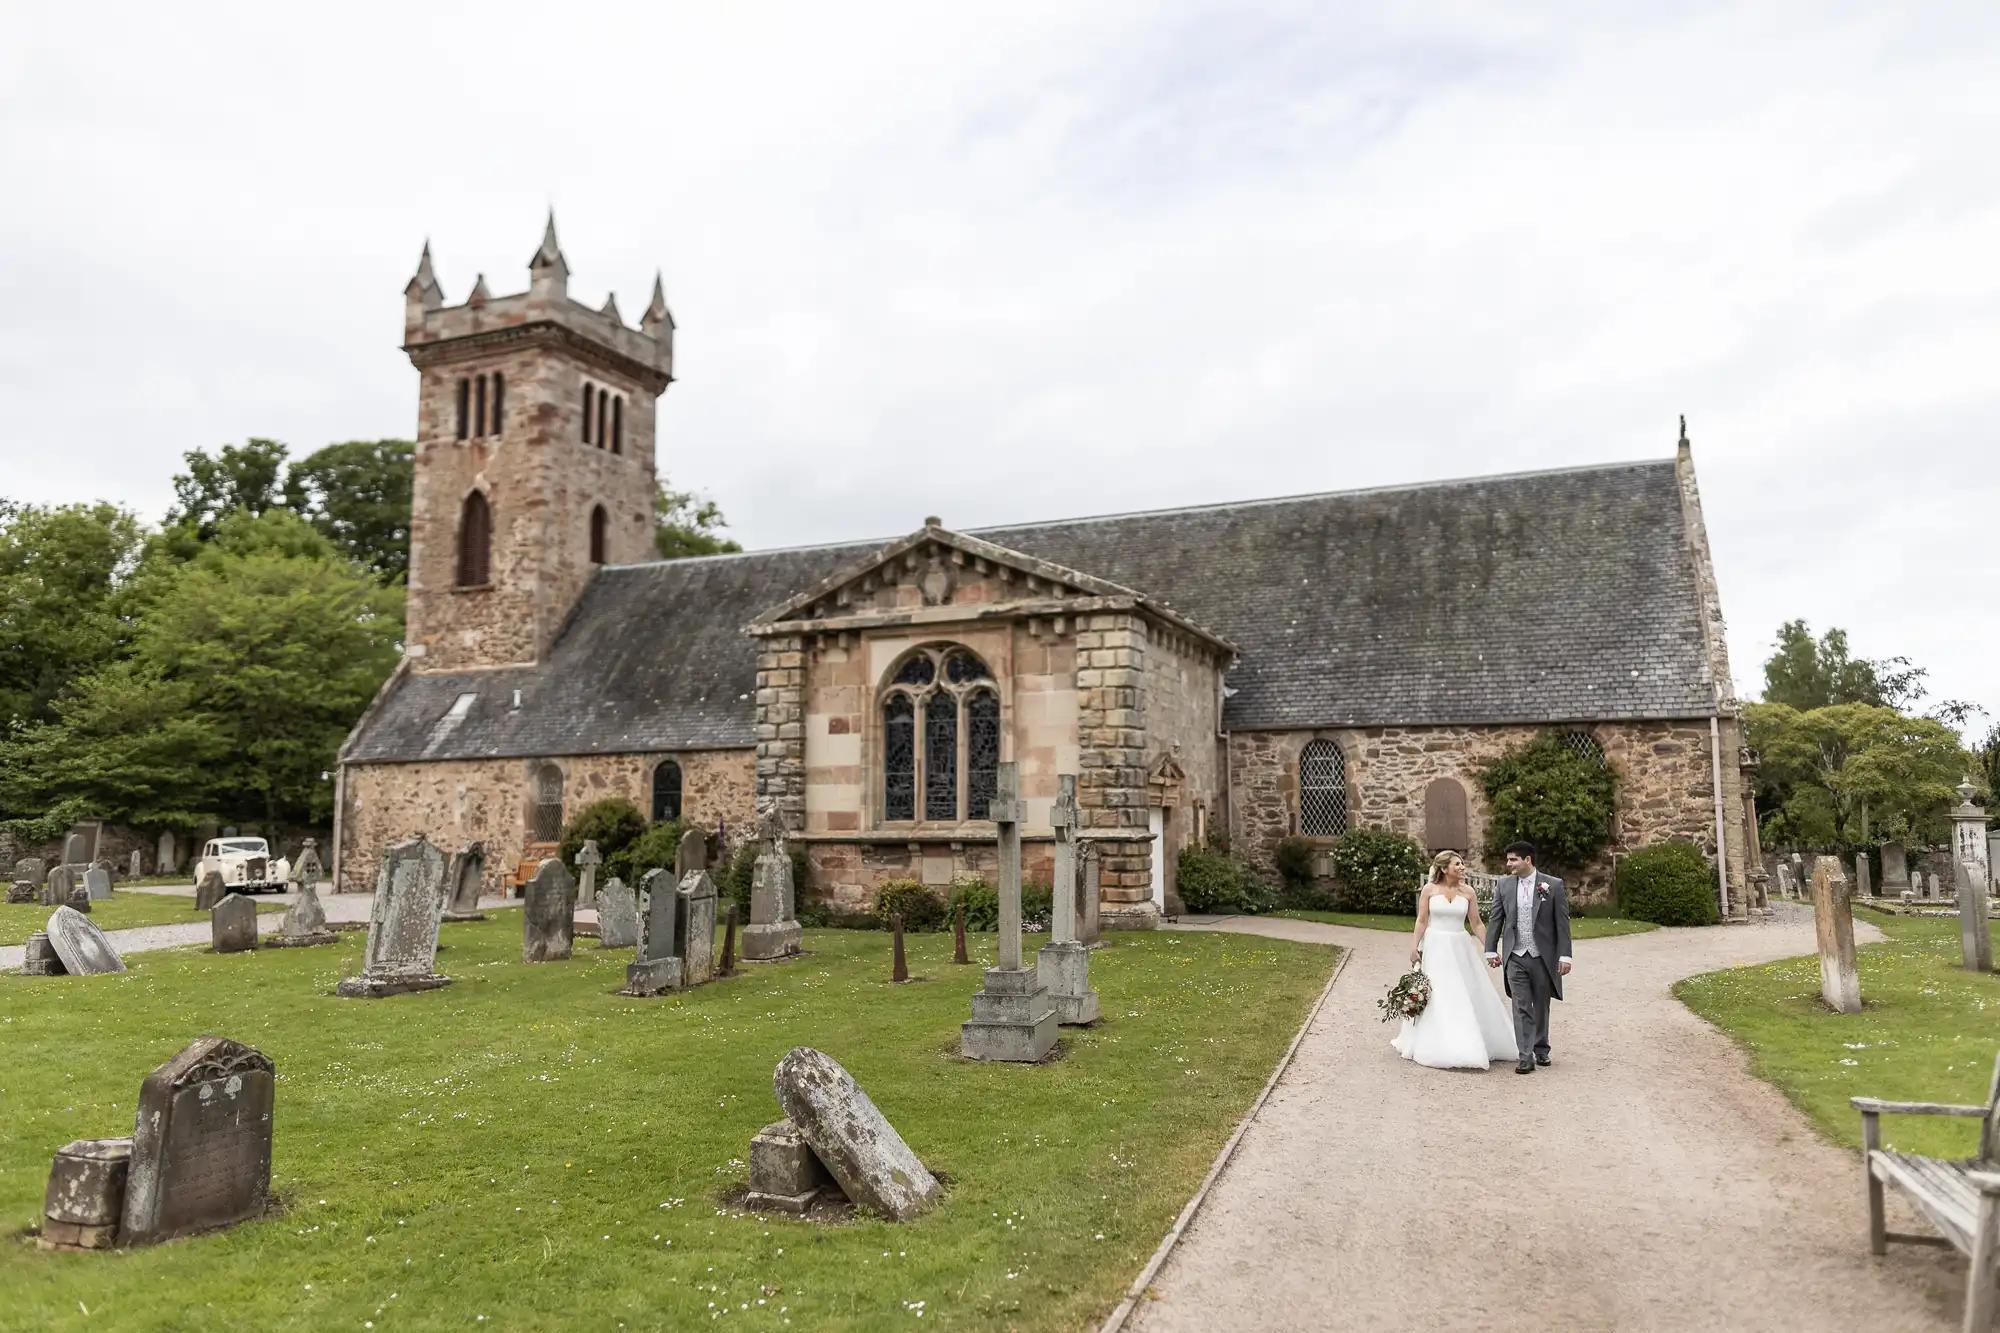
492 372 505 434
474 374 487 437
456 379 470 441
612 397 624 455
597 388 609 448
651 759 683 822
581 382 593 443
456 490 491 587
589 504 608 565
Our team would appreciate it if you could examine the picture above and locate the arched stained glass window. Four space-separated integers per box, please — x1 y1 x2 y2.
597 389 609 447
965 689 1000 819
881 645 999 824
924 693 958 821
456 378 471 441
652 759 683 823
883 694 917 821
1299 739 1349 838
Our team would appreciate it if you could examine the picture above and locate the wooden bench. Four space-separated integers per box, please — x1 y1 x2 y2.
1853 1048 2000 1331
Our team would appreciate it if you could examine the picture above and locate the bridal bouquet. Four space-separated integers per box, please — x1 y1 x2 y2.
1378 970 1431 1023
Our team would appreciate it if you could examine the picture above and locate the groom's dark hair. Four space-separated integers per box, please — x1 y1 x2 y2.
1505 840 1537 862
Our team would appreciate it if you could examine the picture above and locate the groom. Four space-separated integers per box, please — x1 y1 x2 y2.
1483 841 1572 1074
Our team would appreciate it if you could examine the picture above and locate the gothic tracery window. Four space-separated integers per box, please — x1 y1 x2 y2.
1299 739 1349 838
880 645 999 824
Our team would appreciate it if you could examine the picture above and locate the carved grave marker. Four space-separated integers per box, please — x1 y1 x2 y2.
46 905 126 975
335 836 450 997
443 842 486 921
121 1036 275 1246
522 858 576 963
211 894 258 953
597 877 639 949
742 801 802 961
625 867 683 994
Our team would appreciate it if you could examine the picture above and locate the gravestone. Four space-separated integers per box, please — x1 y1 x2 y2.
274 839 335 945
746 1118 837 1213
62 831 89 868
962 762 1057 1061
1774 864 1793 901
194 869 227 912
156 830 177 877
624 867 683 995
1811 856 1861 1014
1036 775 1099 1025
1926 871 1943 901
66 881 92 914
576 840 602 909
1080 841 1103 945
522 858 576 963
442 842 486 921
43 863 76 908
46 905 126 975
1950 778 1991 889
7 879 35 904
1880 841 1910 895
120 1036 275 1246
675 825 709 880
19 931 65 976
741 801 802 961
41 1137 132 1250
676 870 718 986
1853 854 1872 899
128 849 145 881
1991 832 2000 890
596 878 639 949
17 856 45 887
211 894 258 953
1956 859 1993 974
772 1047 939 1222
335 836 450 997
84 864 113 902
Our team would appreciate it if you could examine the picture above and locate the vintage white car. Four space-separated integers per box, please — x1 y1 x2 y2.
193 837 292 893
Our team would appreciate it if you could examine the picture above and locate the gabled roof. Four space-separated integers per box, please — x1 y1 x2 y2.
342 458 1721 765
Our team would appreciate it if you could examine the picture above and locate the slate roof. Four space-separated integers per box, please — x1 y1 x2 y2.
342 459 1721 764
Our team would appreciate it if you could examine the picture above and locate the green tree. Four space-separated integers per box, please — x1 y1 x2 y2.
0 502 143 734
1478 733 1618 874
166 439 290 537
284 439 414 582
1980 723 2000 831
1759 619 1973 726
654 480 741 560
1744 701 1975 845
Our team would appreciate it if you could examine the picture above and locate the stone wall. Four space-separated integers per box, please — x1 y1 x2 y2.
1226 718 1746 902
338 748 753 894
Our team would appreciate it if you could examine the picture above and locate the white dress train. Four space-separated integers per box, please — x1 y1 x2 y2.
1390 894 1519 1070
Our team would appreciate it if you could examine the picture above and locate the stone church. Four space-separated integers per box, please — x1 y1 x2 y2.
336 222 1759 924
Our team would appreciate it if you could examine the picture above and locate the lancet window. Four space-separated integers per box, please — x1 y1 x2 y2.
879 645 999 824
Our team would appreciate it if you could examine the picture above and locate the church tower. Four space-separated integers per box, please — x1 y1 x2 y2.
400 215 674 672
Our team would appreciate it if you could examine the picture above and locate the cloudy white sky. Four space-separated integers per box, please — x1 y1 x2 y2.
2 2 1995 730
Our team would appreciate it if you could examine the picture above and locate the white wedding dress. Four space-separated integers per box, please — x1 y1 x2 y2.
1390 893 1519 1070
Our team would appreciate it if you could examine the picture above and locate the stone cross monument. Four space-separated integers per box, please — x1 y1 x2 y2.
576 839 603 909
742 800 803 961
961 763 1057 1061
1811 855 1861 1014
1037 775 1099 1025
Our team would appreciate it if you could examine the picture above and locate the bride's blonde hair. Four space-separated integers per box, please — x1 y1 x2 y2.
1428 850 1464 884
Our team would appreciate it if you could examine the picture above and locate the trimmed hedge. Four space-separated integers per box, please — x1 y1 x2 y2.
1615 841 1718 926
1328 827 1427 916
874 879 948 932
1177 844 1275 915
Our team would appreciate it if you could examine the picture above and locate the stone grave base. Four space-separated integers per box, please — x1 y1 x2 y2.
622 957 684 996
266 931 340 948
440 911 487 923
1036 940 1101 1026
19 932 66 976
38 1219 119 1251
744 1119 847 1215
741 921 803 961
961 965 1058 1062
1099 901 1162 931
335 974 452 998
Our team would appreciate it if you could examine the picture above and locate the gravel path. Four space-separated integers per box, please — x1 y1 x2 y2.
1128 908 1973 1333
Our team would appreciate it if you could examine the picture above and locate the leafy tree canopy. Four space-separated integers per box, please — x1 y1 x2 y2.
166 438 289 536
284 440 415 582
654 480 741 560
0 501 143 730
1744 701 1977 846
1761 619 1973 728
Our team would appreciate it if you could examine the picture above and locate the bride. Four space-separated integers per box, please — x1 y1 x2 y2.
1391 851 1519 1070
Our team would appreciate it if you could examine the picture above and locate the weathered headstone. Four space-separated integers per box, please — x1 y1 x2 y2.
194 868 227 912
575 840 602 909
211 894 258 953
522 857 576 963
7 879 36 904
45 905 126 975
43 863 76 908
1880 841 1910 895
1037 774 1100 1025
274 839 335 945
1811 855 1861 1014
773 1047 940 1222
65 881 93 914
155 830 177 876
442 842 486 921
676 870 718 986
16 855 45 887
84 864 113 902
62 831 89 868
128 849 145 881
120 1036 275 1246
624 867 682 995
1927 871 1943 901
335 836 450 997
741 802 802 961
1853 854 1872 900
962 762 1057 1061
596 877 639 949
40 1137 133 1250
674 825 710 880
19 931 66 976
1956 859 1993 974
745 1119 837 1214
1774 863 1793 902
1080 840 1103 945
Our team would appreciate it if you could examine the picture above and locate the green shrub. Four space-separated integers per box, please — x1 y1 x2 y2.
1478 732 1617 874
559 799 646 876
1614 841 1718 926
1273 835 1337 910
1022 881 1054 930
718 840 812 924
1176 844 1276 915
873 879 948 932
613 818 687 887
1328 828 1427 915
947 878 998 930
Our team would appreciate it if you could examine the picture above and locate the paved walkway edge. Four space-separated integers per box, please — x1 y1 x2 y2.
1098 942 1352 1333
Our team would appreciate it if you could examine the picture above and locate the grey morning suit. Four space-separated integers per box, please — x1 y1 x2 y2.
1482 871 1572 1060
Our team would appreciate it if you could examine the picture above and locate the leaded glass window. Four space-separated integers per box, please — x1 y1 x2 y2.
1298 740 1348 838
1559 730 1606 770
532 764 565 842
894 655 935 687
652 759 683 823
924 693 958 820
966 689 1000 819
883 694 916 820
880 644 998 824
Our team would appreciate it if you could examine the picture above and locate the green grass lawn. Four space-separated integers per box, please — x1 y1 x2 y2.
1270 908 1659 939
1676 908 2000 1158
1 893 285 946
0 917 1336 1332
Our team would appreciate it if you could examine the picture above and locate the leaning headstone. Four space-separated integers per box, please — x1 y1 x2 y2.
19 931 66 976
120 1036 275 1246
772 1047 940 1222
442 842 486 921
1956 860 1993 974
624 868 683 995
1880 841 1910 895
335 836 450 997
962 762 1057 1061
741 801 802 961
745 1119 837 1214
1037 775 1100 1025
522 858 576 963
194 869 227 912
45 905 126 976
84 864 113 902
43 863 76 908
211 894 258 953
597 878 639 949
1811 856 1861 1014
676 870 719 986
1853 854 1872 900
128 849 145 882
40 1137 133 1250
575 840 602 909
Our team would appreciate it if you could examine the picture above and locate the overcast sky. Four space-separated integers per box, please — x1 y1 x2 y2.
2 2 1994 733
